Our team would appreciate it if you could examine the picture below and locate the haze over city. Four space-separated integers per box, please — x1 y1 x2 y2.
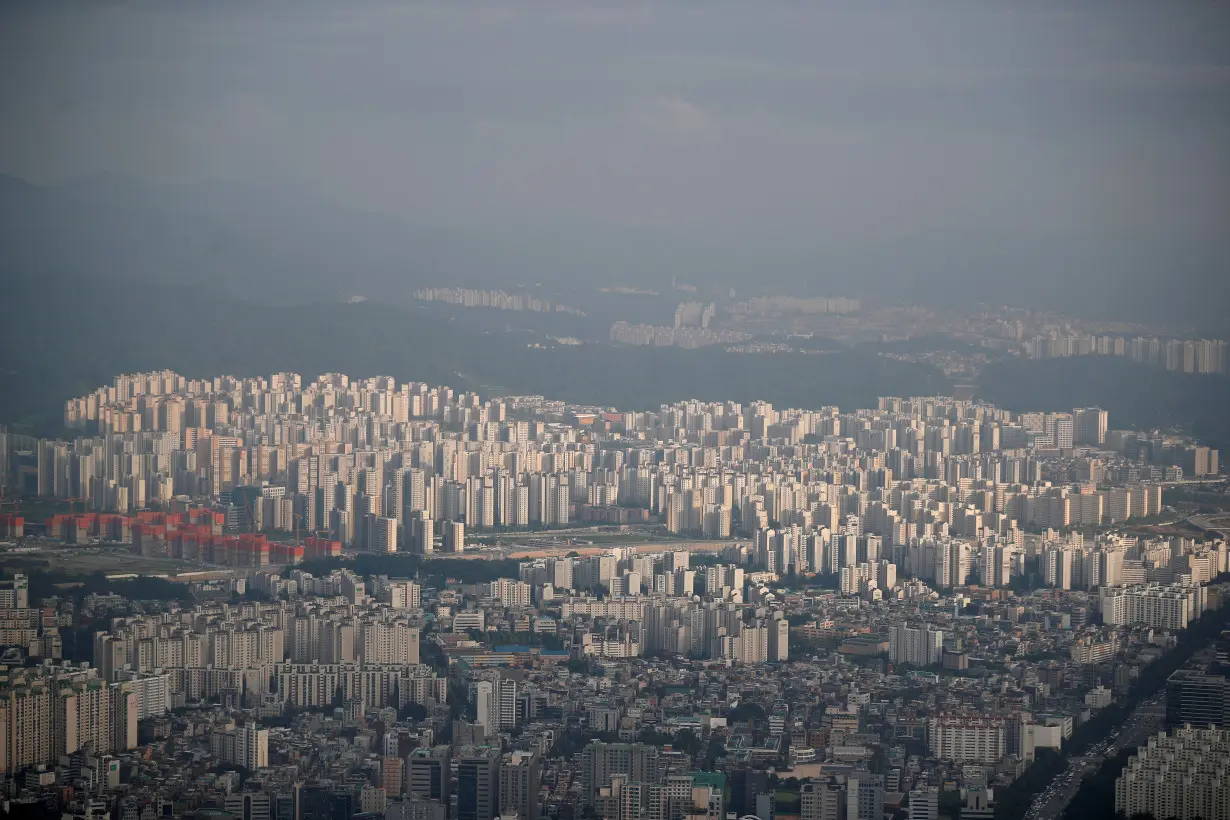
0 5 1229 820
3 1 1230 320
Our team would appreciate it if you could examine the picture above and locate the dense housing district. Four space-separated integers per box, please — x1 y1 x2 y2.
0 371 1227 820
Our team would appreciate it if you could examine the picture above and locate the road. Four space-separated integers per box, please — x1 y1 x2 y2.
1187 513 1230 539
1024 694 1166 820
450 540 733 560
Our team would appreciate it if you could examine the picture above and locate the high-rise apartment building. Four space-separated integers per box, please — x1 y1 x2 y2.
927 716 1007 763
0 670 138 775
1115 726 1230 820
0 574 29 609
1074 408 1109 445
211 722 269 771
890 624 944 667
366 515 397 554
473 680 495 735
580 742 660 807
387 580 422 610
443 520 465 554
1100 583 1207 630
496 677 518 731
499 750 540 820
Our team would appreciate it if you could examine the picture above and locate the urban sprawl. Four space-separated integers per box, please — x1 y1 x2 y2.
0 371 1227 820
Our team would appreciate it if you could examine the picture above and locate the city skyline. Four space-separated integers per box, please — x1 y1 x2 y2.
1 3 1228 820
0 368 1227 820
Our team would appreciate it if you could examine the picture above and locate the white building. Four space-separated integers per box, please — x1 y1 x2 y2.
1115 726 1230 820
238 723 269 771
1100 583 1208 630
113 671 171 719
928 716 1007 763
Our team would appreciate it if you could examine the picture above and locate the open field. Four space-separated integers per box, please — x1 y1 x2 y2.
0 541 236 580
457 540 733 560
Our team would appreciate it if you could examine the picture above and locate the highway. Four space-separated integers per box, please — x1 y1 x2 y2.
1187 512 1230 539
1024 694 1166 820
451 533 733 560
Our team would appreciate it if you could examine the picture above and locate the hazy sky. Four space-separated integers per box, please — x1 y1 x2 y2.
2 0 1229 249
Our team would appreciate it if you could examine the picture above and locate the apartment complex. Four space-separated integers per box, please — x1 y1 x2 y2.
0 666 138 774
927 715 1008 764
1100 583 1208 630
1115 726 1230 820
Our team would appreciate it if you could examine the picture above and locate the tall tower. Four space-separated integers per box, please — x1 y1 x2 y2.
473 680 495 735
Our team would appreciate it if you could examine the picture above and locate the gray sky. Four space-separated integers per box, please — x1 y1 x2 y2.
2 1 1228 274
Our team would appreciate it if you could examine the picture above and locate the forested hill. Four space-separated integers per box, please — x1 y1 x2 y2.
0 273 950 436
979 356 1230 449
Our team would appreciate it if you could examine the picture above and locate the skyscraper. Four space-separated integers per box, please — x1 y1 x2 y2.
1074 408 1109 446
473 680 495 735
496 677 518 731
367 515 397 553
443 520 465 553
